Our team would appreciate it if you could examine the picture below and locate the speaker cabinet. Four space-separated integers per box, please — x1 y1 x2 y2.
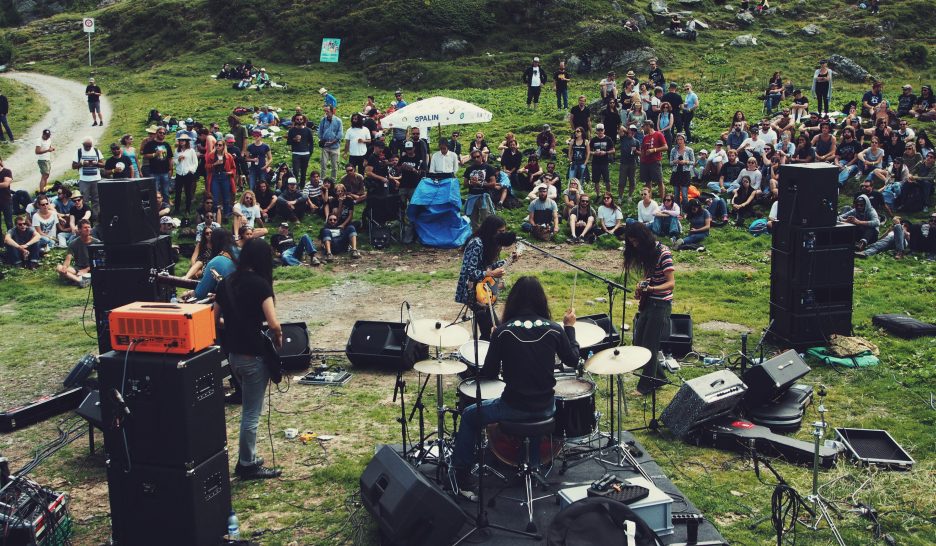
360 446 464 546
346 321 410 370
98 347 226 469
769 282 853 313
741 350 811 401
97 178 160 245
777 164 838 228
265 322 311 371
107 448 230 546
632 313 693 357
89 235 172 270
771 222 857 254
768 303 853 349
660 370 747 439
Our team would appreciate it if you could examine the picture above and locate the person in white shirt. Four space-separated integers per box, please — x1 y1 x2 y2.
733 158 764 193
173 134 199 215
30 195 58 250
34 129 55 194
701 140 729 181
737 131 766 164
634 187 658 225
343 113 371 174
232 190 268 238
428 139 459 177
523 57 547 110
756 119 778 148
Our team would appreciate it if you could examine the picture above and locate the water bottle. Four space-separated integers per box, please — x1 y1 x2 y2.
702 356 721 365
227 510 240 540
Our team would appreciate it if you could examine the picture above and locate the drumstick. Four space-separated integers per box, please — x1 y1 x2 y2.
570 271 578 309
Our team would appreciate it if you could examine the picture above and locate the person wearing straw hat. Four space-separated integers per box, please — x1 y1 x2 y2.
319 87 337 111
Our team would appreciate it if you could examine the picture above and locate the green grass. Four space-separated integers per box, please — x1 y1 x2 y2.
0 75 47 155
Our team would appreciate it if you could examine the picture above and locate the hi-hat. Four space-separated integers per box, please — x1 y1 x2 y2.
406 319 470 347
584 346 652 375
573 321 608 348
413 358 467 375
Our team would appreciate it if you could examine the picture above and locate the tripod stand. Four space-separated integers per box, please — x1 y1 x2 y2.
798 391 846 546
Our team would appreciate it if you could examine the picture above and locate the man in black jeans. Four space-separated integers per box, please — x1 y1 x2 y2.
0 91 13 142
287 114 314 187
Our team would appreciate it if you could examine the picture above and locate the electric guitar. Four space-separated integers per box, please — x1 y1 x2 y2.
474 241 524 306
635 278 652 312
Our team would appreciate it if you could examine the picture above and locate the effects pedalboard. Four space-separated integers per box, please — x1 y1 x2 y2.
298 365 352 386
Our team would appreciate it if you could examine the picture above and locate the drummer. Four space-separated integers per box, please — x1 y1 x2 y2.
452 276 579 498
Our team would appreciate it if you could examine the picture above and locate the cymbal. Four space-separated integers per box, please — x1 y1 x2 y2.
584 346 652 375
413 358 468 376
573 321 608 349
406 319 470 348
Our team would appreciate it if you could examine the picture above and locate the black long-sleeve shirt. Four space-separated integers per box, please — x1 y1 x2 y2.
480 312 579 411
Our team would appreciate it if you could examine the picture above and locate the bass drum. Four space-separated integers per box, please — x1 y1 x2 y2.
456 378 505 411
554 377 597 439
487 424 562 467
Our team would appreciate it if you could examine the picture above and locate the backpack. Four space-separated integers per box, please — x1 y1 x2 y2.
370 225 391 249
748 218 769 236
547 497 664 546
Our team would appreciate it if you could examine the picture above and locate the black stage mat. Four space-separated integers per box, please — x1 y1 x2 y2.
384 431 729 545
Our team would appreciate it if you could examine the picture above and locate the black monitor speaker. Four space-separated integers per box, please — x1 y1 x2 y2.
97 178 160 244
777 164 838 228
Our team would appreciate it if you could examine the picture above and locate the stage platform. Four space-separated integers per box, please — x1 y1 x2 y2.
384 430 729 545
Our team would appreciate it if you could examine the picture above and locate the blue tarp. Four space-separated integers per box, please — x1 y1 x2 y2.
406 177 472 248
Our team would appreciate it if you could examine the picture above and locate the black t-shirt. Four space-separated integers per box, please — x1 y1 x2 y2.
661 92 683 113
897 94 917 115
570 142 588 163
554 70 570 92
142 140 173 174
287 127 314 154
365 155 392 195
69 203 91 225
0 168 11 204
328 195 356 223
649 68 665 89
862 190 885 213
500 149 522 171
104 156 133 178
399 155 425 189
862 91 883 111
570 105 590 131
255 189 274 210
590 136 615 165
85 85 101 102
216 272 274 356
721 160 744 182
837 139 860 162
270 233 295 253
464 163 496 195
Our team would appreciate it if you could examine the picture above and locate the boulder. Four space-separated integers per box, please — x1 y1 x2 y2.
827 54 872 83
801 24 822 36
694 19 710 29
358 47 380 62
650 0 668 14
766 28 789 37
441 39 470 55
730 34 758 47
736 11 756 26
566 54 583 73
631 13 649 29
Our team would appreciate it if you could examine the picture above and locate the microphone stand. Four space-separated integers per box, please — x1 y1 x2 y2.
454 309 538 543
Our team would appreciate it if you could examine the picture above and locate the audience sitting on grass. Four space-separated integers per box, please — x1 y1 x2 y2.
5 215 43 268
55 219 97 287
272 222 321 266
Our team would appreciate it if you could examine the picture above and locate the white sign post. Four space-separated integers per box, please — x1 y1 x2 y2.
82 18 95 66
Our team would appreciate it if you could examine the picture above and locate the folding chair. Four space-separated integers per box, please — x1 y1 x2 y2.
365 193 404 249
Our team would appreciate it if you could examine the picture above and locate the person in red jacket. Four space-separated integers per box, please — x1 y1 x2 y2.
206 140 237 221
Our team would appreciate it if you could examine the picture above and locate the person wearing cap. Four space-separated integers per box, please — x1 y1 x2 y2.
206 137 237 220
589 123 616 196
0 89 11 142
536 125 557 160
640 119 668 200
523 56 548 110
896 84 917 117
276 177 313 222
173 133 198 215
71 137 104 219
272 222 321 267
554 60 571 110
617 124 640 200
85 77 103 126
319 88 337 110
811 60 833 117
34 129 55 193
103 143 132 179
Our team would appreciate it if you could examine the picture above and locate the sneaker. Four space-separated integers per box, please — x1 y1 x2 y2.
351 249 362 259
674 238 684 247
91 122 97 127
234 463 281 481
854 251 867 258
78 275 91 288
310 255 322 266
325 253 334 262
696 246 706 252
26 261 39 270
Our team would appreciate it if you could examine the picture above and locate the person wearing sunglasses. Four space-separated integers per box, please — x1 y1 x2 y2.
4 215 42 268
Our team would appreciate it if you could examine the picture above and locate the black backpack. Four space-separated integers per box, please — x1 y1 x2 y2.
547 497 664 546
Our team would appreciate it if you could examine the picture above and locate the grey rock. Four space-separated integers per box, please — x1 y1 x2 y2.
632 13 649 28
801 24 822 36
827 54 872 83
736 11 755 26
441 39 470 55
694 19 710 29
730 34 758 47
766 28 789 36
724 4 736 11
566 54 583 73
358 47 380 62
650 0 668 15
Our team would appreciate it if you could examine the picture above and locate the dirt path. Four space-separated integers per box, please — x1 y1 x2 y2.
0 71 112 192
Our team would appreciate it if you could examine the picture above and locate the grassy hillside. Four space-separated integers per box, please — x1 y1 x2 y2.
0 75 48 154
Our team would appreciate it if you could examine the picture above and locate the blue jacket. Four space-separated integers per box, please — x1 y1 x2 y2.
317 116 344 150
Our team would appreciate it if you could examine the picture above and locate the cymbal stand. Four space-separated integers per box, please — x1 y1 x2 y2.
798 391 846 546
393 370 408 454
407 373 434 464
628 372 667 433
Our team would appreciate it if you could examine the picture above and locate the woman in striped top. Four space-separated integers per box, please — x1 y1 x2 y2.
624 222 675 395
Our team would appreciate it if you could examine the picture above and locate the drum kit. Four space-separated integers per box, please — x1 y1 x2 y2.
398 314 655 484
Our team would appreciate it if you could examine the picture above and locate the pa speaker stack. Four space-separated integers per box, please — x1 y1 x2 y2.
769 164 856 349
90 178 172 353
98 346 230 545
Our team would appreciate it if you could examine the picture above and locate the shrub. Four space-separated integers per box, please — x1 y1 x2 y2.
901 45 928 67
0 36 12 65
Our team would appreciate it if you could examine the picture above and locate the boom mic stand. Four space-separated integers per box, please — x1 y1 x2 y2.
454 309 538 543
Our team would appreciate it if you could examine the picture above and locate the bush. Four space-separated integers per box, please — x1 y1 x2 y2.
901 45 928 66
0 36 12 65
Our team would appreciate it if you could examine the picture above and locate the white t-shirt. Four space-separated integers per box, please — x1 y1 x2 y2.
31 211 57 239
344 127 371 157
739 137 765 156
530 67 542 87
636 200 658 224
36 137 52 161
735 168 763 191
707 148 728 165
768 200 779 222
76 146 103 182
758 129 778 148
233 203 262 228
596 205 623 229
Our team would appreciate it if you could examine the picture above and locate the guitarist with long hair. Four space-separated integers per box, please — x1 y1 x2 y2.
623 222 675 396
214 238 283 480
456 215 517 341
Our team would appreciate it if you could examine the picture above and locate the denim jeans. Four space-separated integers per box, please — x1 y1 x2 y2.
651 215 680 237
320 225 356 254
707 197 728 219
453 398 555 469
837 161 860 186
5 242 41 265
0 114 13 140
211 173 233 217
864 224 905 256
291 153 311 187
248 166 264 192
683 231 708 245
556 89 569 110
281 234 317 265
568 162 586 183
152 172 171 203
634 298 671 394
229 353 270 467
706 181 740 194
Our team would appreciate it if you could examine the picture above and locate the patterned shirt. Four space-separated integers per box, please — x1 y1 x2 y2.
455 237 506 305
648 242 675 302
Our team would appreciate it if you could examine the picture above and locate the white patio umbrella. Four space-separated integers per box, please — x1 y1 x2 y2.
379 96 493 140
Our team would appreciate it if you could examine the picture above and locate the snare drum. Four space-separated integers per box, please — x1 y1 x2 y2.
487 424 562 467
554 377 597 439
457 340 489 369
456 378 505 411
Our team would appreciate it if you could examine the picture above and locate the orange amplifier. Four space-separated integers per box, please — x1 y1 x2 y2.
108 302 216 354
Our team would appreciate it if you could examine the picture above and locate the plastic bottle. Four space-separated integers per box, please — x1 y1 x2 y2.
702 356 721 365
227 510 240 540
